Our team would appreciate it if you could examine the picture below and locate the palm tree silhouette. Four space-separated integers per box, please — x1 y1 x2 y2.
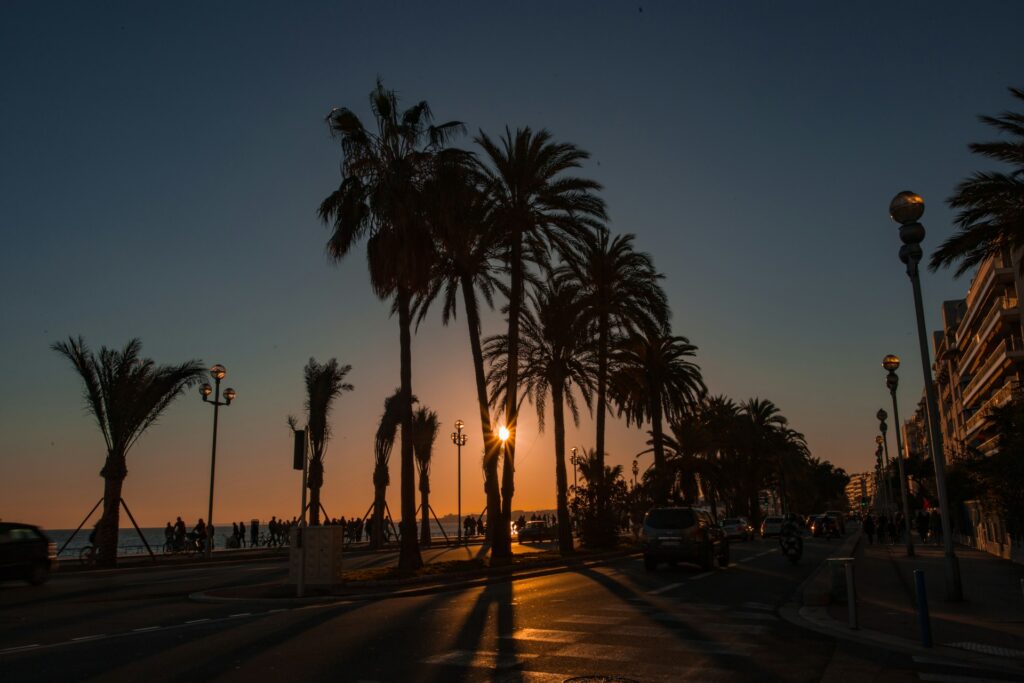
612 330 705 503
412 407 440 546
930 87 1024 275
319 81 462 570
300 358 353 526
371 390 414 549
52 337 204 567
484 275 596 553
476 126 606 558
562 229 668 506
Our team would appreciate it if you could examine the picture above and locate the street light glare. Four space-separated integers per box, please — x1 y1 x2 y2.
498 425 510 442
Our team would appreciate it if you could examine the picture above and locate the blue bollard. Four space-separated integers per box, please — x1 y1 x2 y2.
914 569 932 648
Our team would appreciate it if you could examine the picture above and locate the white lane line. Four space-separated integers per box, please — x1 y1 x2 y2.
229 613 252 618
911 656 982 669
738 556 756 563
422 650 539 668
71 635 105 641
0 644 41 654
500 628 582 643
647 581 686 595
184 619 209 624
690 571 714 580
918 674 1022 683
267 608 288 613
132 626 160 632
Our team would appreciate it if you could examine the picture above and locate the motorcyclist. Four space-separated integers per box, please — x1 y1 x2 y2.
779 517 803 563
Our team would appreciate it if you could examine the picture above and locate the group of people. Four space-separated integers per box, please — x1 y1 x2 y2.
861 509 943 545
463 515 486 537
163 516 211 551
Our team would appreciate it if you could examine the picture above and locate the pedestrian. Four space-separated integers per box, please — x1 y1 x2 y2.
164 521 174 549
863 514 875 544
232 522 240 548
239 520 247 548
250 518 260 547
929 510 941 544
916 511 929 544
886 516 897 545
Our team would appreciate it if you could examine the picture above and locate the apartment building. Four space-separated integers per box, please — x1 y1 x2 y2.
932 248 1024 458
845 472 876 512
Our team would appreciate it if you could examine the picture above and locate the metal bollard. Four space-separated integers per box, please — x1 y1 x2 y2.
845 561 858 630
914 569 932 648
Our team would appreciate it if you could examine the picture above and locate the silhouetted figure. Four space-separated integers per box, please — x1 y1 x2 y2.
239 521 246 548
863 515 875 544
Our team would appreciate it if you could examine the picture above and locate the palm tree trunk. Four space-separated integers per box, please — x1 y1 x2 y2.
460 275 507 560
308 459 323 526
98 452 126 568
419 469 431 546
371 471 386 549
397 289 422 571
595 314 609 496
552 382 573 554
497 236 523 560
650 393 668 503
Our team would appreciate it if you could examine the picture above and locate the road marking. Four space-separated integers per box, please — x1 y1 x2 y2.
738 556 756 563
71 635 105 641
918 674 1021 683
184 619 209 624
0 644 41 654
911 656 982 669
690 571 714 580
229 613 252 618
617 623 765 637
422 650 538 668
132 626 160 632
647 581 686 595
267 608 288 613
500 628 582 643
555 614 624 625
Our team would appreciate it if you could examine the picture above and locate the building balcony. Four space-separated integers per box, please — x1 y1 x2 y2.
956 294 1020 374
959 254 1014 335
963 381 1019 438
961 336 1024 407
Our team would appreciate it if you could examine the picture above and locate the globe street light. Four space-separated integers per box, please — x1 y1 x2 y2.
451 420 467 544
200 364 235 559
882 355 915 556
874 434 893 513
889 192 961 599
570 447 579 491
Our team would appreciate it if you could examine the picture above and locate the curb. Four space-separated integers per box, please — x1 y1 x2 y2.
800 530 862 606
189 548 641 606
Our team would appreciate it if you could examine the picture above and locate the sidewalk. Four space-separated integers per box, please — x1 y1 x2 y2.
829 538 1024 659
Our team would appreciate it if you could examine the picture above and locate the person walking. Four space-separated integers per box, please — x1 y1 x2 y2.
863 514 876 545
239 520 246 548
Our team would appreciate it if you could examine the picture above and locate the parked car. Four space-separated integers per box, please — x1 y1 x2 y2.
760 515 785 538
720 517 753 541
0 522 57 585
641 507 729 571
810 515 839 538
517 520 554 544
824 511 847 535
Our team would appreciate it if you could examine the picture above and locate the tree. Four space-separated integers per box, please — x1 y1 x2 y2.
574 449 628 547
300 358 353 526
930 86 1024 275
52 337 204 567
413 153 506 559
484 275 596 554
610 329 705 503
412 406 440 546
476 126 606 559
370 390 410 549
319 81 462 571
562 229 668 509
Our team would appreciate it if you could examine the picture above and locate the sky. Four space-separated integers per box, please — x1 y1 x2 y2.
2 2 1023 529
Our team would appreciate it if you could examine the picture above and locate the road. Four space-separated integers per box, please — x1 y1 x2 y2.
0 537 1015 681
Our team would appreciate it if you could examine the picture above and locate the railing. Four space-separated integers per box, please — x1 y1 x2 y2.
963 253 1012 317
957 294 1019 372
964 381 1018 436
961 339 1009 406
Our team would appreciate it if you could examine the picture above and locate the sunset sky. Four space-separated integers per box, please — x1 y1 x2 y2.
3 2 1023 529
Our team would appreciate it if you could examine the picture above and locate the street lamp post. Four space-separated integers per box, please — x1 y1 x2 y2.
632 459 639 489
883 355 916 556
874 441 886 512
200 364 235 560
451 420 467 544
875 435 892 514
875 410 897 515
889 191 962 600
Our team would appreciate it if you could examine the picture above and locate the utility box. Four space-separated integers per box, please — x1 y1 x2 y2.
289 525 344 586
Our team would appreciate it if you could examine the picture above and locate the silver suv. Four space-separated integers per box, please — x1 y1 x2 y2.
641 507 729 572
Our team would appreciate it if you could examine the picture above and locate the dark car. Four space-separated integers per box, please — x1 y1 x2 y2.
0 523 57 585
517 520 554 544
641 507 729 571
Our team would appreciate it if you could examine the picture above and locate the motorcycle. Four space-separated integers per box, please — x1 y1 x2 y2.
779 525 803 565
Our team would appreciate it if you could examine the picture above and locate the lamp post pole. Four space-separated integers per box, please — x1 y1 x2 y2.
874 442 886 512
200 364 236 560
889 191 962 600
632 459 639 490
883 356 916 556
875 416 896 515
451 420 467 545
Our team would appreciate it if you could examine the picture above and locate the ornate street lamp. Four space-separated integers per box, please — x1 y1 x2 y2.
889 192 961 598
200 364 235 559
632 459 639 489
882 356 916 556
451 420 467 544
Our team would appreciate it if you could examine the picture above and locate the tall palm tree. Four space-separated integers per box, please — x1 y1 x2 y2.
413 153 506 557
484 276 596 553
52 337 204 567
319 81 462 570
476 126 606 559
301 358 354 526
563 229 669 503
412 407 440 546
610 329 705 504
735 398 789 530
930 87 1024 275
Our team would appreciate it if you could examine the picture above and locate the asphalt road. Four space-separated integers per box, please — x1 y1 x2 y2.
0 537 1016 682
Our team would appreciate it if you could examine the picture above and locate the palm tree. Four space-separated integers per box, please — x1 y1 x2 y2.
735 398 789 530
412 407 440 546
413 153 506 557
371 390 412 549
476 126 606 559
319 81 462 571
563 229 669 503
301 358 354 526
52 337 204 567
610 329 705 504
930 87 1024 275
484 276 596 553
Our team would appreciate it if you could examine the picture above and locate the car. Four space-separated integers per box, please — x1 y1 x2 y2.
824 511 847 535
641 507 729 571
0 522 57 585
810 515 838 538
719 517 753 541
760 515 785 538
517 520 554 544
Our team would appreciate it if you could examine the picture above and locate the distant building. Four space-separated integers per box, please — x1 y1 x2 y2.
844 472 875 512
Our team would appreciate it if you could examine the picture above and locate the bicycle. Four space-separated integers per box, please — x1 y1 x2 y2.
79 544 98 567
163 536 201 557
